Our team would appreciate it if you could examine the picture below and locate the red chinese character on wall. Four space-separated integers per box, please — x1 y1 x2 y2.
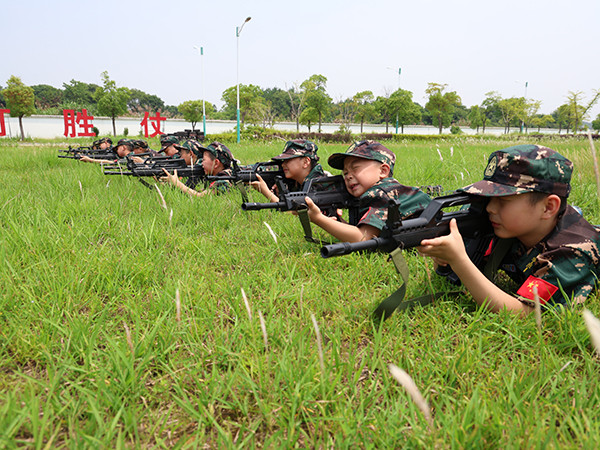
0 109 9 137
140 111 166 138
76 109 96 136
63 109 96 137
63 109 77 137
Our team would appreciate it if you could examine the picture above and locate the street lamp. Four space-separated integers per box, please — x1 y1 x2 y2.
193 45 206 137
387 66 401 133
236 16 252 143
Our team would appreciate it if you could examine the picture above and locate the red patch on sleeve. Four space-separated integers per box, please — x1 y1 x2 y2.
360 207 372 223
516 275 558 305
483 238 494 257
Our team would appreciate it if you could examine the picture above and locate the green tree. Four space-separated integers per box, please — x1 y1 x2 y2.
94 71 130 136
389 89 421 134
32 84 63 110
564 90 600 133
287 83 309 132
353 91 375 133
128 89 165 114
262 87 291 120
498 97 526 134
2 75 35 140
62 79 99 111
552 104 571 133
468 105 483 133
374 94 394 132
178 100 215 130
299 107 319 132
302 74 331 133
531 114 555 132
522 99 541 133
592 114 600 133
481 91 502 133
425 83 462 134
220 84 264 125
0 85 5 107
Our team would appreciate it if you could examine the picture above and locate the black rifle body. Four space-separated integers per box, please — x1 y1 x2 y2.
242 175 359 217
320 193 491 258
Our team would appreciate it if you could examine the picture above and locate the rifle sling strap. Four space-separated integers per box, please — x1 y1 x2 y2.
298 209 334 245
372 238 514 322
235 181 249 203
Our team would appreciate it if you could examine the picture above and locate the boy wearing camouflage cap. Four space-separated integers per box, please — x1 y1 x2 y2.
305 140 431 242
419 144 600 313
164 141 236 197
92 137 112 150
251 139 325 203
79 138 134 164
159 135 180 158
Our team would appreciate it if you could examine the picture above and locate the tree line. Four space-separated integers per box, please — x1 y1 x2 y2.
2 72 600 137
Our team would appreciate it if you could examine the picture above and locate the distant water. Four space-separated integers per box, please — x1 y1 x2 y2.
0 115 562 139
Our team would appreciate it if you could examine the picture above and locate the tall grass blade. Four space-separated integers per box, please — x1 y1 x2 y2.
388 363 433 429
583 309 600 357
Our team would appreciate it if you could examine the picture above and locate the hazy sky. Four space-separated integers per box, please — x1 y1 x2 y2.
3 0 599 119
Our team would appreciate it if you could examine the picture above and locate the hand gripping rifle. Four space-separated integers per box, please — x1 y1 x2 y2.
242 175 360 242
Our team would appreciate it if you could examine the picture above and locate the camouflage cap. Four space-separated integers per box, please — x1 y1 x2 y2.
459 144 572 197
116 138 134 149
328 140 396 174
174 139 204 158
132 139 149 150
272 140 319 161
203 141 234 169
93 137 112 146
160 135 179 151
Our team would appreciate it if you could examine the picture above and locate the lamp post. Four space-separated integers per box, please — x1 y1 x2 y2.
193 45 206 136
236 16 252 143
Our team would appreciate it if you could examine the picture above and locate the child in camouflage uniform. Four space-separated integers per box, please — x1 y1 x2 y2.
419 144 600 313
305 140 431 242
159 135 180 157
164 140 235 196
251 139 325 202
79 138 135 164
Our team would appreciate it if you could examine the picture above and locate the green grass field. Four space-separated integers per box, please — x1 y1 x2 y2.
1 136 599 448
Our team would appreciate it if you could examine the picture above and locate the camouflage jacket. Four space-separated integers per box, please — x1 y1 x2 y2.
207 168 233 194
296 163 325 191
354 177 431 230
494 205 600 307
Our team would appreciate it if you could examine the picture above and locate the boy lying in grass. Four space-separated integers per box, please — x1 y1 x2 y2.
304 140 431 242
418 144 600 314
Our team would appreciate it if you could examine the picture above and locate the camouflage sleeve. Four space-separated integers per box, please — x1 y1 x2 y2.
357 189 431 230
521 247 599 307
207 179 231 195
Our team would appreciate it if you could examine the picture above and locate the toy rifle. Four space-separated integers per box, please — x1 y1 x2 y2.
320 192 491 258
58 146 117 160
104 155 206 189
320 192 500 321
206 160 297 202
242 175 360 242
